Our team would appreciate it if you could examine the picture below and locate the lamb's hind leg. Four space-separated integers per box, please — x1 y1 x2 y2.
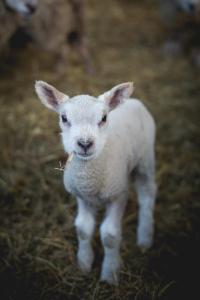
75 198 96 273
135 157 157 251
100 196 127 285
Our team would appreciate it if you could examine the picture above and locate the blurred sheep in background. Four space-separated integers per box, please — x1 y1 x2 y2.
0 0 92 72
159 0 200 67
5 0 37 16
0 0 22 52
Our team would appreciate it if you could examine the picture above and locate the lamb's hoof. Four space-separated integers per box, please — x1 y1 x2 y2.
137 237 153 253
100 269 119 286
77 248 93 274
78 260 92 273
100 259 120 285
139 245 149 254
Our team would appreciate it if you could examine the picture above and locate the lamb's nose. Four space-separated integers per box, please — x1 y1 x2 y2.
26 3 36 14
188 3 195 13
77 139 93 152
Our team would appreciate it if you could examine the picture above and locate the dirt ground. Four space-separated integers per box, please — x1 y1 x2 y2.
0 0 200 299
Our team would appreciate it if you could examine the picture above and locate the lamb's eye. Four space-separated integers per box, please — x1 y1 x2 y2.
61 115 67 123
99 114 107 126
102 115 107 122
61 114 70 125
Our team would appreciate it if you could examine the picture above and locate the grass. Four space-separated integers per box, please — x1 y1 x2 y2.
0 0 200 299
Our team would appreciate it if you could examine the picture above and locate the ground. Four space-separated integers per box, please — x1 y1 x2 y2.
0 0 200 299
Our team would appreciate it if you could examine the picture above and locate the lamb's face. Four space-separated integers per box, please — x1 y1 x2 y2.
6 0 37 16
35 81 134 161
59 96 109 160
176 0 200 13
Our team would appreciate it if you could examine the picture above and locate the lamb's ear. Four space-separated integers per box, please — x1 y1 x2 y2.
35 81 69 112
100 82 134 111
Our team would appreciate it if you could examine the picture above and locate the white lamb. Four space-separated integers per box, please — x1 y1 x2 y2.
35 81 157 285
159 0 200 26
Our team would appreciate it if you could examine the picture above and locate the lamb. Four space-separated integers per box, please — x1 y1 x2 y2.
0 1 21 51
0 0 92 72
35 81 157 285
0 0 39 51
159 0 200 25
5 0 37 16
159 0 200 65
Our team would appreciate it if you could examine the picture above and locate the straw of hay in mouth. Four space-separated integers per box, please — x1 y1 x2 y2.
66 152 74 166
54 153 74 172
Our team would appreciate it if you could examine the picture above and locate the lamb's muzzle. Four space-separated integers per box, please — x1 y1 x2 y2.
77 139 94 157
35 80 157 285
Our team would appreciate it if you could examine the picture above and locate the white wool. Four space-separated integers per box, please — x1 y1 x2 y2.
35 81 157 285
63 98 155 203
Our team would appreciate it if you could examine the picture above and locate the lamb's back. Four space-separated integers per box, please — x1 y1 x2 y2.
107 98 155 172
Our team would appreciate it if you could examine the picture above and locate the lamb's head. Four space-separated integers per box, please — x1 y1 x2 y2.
6 0 37 16
35 81 133 160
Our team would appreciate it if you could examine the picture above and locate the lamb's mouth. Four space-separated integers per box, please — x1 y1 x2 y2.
76 152 94 159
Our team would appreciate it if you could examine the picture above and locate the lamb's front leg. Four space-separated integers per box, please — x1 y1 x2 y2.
100 197 127 285
75 198 96 273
